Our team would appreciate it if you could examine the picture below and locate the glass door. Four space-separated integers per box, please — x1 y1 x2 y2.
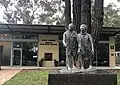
13 48 22 66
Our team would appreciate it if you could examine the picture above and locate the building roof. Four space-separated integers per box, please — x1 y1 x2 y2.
102 27 120 36
0 24 65 35
0 24 120 36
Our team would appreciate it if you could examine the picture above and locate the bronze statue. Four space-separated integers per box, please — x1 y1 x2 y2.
77 24 94 71
62 23 78 71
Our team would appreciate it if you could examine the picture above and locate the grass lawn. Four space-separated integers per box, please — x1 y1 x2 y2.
4 70 48 85
118 73 120 85
4 70 120 85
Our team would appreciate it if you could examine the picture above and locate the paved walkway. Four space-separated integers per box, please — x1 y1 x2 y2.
0 69 21 85
2 66 120 70
1 66 63 70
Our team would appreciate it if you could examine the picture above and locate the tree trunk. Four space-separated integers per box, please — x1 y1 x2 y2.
79 0 91 69
81 0 91 33
64 0 71 31
73 0 81 33
91 0 104 66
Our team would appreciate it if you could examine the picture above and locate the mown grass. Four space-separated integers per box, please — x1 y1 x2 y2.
4 70 48 85
118 73 120 85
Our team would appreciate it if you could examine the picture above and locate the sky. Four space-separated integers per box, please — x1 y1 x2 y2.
104 0 120 7
0 0 120 23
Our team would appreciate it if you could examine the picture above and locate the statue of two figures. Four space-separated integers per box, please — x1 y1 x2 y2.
62 23 95 73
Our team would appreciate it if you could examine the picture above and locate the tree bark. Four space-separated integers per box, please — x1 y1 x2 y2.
92 0 104 48
64 0 71 31
73 0 81 33
81 0 91 33
91 0 104 66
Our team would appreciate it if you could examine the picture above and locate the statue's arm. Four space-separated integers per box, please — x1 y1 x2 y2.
77 34 81 47
74 32 78 45
89 34 94 52
62 32 66 47
77 34 82 52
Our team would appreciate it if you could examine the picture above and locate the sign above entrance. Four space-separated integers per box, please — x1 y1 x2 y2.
40 42 57 45
40 39 57 46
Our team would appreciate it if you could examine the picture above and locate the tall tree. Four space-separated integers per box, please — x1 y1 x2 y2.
64 0 71 30
91 0 104 64
73 0 81 32
92 0 104 43
81 0 91 33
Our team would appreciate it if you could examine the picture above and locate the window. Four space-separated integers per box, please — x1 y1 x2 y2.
44 53 52 61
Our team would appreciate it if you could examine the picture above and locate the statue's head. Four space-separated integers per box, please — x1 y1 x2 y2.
68 23 74 31
80 24 87 33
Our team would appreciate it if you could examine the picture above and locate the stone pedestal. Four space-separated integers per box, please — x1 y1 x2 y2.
48 70 117 85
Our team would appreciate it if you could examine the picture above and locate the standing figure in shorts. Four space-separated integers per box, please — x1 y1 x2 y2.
77 24 94 70
62 23 78 71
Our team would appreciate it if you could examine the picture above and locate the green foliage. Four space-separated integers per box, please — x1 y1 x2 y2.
38 0 65 25
1 0 120 27
0 0 65 25
103 3 120 27
0 0 21 23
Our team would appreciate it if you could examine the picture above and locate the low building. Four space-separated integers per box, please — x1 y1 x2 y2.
0 24 119 67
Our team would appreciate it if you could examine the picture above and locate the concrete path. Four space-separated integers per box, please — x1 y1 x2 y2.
0 69 21 85
2 66 120 70
1 66 63 70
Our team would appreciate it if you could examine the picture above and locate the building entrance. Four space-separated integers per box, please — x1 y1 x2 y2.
12 42 38 66
13 48 22 66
